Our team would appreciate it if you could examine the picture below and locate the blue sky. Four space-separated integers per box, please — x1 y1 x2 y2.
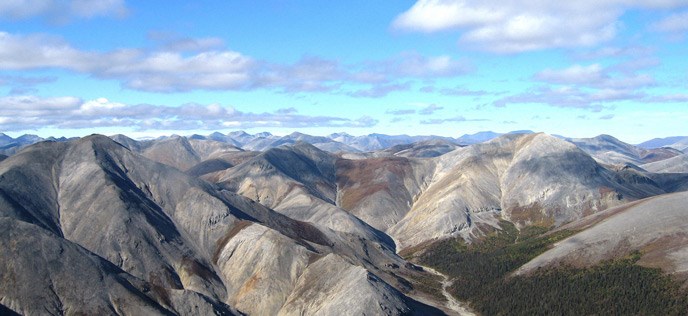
1 0 687 143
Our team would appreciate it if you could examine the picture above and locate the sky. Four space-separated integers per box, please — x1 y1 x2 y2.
1 0 687 143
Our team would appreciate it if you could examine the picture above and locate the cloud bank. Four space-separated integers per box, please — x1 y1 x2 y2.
393 0 688 52
0 32 470 96
0 96 378 131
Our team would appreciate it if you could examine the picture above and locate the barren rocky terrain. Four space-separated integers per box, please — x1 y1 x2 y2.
1 131 687 315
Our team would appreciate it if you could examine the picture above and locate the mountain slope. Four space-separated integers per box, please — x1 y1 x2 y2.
336 156 434 232
642 154 688 173
209 142 397 246
376 139 462 158
569 134 681 165
638 136 688 149
0 218 236 315
388 133 668 250
0 135 440 315
517 191 688 279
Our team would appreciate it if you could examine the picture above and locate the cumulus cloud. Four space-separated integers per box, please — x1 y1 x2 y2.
393 0 688 53
496 59 657 110
0 95 378 131
0 31 469 95
0 0 127 21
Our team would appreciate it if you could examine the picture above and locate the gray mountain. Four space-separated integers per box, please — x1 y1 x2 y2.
353 133 671 250
568 134 681 166
671 139 688 152
239 132 360 153
0 135 442 315
0 134 45 155
377 139 462 158
110 134 144 152
0 133 13 146
455 130 533 145
207 142 396 244
330 133 452 152
642 153 688 173
637 136 688 149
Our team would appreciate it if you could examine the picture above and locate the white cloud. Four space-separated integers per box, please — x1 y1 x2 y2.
0 96 378 131
0 32 100 70
393 0 688 52
0 31 469 94
392 0 505 32
80 98 126 114
534 63 655 89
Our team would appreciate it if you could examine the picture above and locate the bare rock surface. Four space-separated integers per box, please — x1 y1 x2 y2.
642 153 688 173
389 133 668 250
0 135 437 315
569 134 681 166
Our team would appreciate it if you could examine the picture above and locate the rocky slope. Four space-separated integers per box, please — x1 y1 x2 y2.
569 134 681 166
642 153 688 173
387 133 670 250
0 135 440 315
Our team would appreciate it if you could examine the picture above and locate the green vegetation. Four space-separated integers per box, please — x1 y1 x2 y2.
401 270 445 303
475 254 688 315
409 222 688 315
415 221 574 301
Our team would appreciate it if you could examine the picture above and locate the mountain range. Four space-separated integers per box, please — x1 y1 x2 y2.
1 130 688 315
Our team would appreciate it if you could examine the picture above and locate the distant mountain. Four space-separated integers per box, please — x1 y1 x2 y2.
376 139 462 158
671 139 688 152
0 133 45 155
327 133 458 152
637 136 688 149
642 153 688 173
568 134 682 165
455 130 534 145
0 133 14 146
